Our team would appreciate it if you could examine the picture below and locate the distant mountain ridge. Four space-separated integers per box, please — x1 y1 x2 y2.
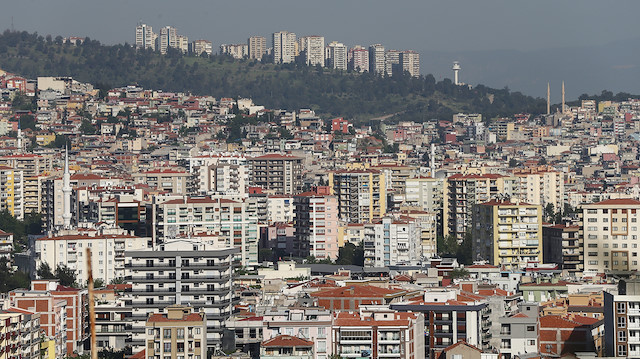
0 30 555 122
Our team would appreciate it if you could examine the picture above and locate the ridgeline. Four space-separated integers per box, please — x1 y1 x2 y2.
0 30 547 122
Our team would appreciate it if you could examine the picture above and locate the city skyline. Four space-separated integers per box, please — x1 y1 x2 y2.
2 0 640 98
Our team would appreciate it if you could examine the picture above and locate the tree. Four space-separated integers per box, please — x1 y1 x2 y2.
79 119 96 134
437 235 458 256
544 203 555 223
110 277 125 285
46 134 67 148
259 248 273 263
508 158 519 167
93 278 105 288
336 242 365 266
37 262 55 279
0 257 30 292
55 265 77 287
450 268 470 279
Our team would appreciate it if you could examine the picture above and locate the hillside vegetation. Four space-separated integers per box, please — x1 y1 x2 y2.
0 31 547 122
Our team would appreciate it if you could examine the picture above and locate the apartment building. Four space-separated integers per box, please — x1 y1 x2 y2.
400 51 420 77
202 163 248 195
542 224 582 275
404 177 443 214
363 217 422 267
385 50 401 76
0 154 51 177
0 229 13 263
472 199 543 270
496 303 540 358
35 231 148 284
248 154 303 195
332 308 425 359
144 306 207 359
581 198 640 274
248 36 266 60
326 42 347 71
152 196 258 266
304 36 325 67
158 26 178 54
132 169 189 194
513 167 565 212
261 335 314 359
400 210 438 259
124 241 238 352
369 44 385 75
272 31 296 64
266 195 294 224
220 44 248 59
10 279 86 356
0 166 23 220
443 174 518 241
261 307 332 359
135 23 156 50
329 169 386 224
293 187 340 260
348 46 369 72
191 40 212 56
0 308 41 359
391 299 490 359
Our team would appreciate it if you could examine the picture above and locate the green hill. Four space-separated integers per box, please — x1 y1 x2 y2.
0 30 547 122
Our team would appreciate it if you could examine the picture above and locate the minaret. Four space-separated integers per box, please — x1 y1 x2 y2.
547 82 551 115
62 145 72 229
562 81 566 114
430 143 436 176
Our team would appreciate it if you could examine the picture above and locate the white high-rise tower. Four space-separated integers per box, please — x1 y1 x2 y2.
62 146 72 229
452 61 461 85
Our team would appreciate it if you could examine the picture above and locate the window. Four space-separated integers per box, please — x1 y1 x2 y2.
587 218 597 222
619 331 627 342
617 302 626 314
618 344 626 356
163 343 171 353
527 340 536 346
587 243 598 248
195 328 201 335
164 329 171 339
527 325 535 332
618 316 626 328
588 252 598 256
588 261 598 265
177 329 184 339
317 341 327 353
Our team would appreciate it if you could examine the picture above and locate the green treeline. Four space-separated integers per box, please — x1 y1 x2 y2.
0 30 547 122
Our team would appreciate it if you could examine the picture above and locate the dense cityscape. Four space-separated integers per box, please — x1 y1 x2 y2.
0 18 639 359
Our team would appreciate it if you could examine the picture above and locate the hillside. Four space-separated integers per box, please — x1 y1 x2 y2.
0 31 547 122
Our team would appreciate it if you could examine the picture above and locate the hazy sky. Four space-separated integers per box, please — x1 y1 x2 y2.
2 0 640 97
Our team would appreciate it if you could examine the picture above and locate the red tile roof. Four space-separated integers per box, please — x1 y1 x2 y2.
310 285 404 298
130 350 145 359
147 312 204 323
262 335 313 347
591 198 640 206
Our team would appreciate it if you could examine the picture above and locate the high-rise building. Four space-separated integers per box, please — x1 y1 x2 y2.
176 35 189 53
603 282 640 358
580 198 640 274
385 50 401 76
152 196 258 266
325 41 347 71
191 40 213 56
248 36 266 60
348 45 369 72
472 199 543 270
0 166 24 220
124 241 238 352
220 43 248 59
10 279 87 356
304 36 325 67
369 44 386 75
293 187 339 260
443 174 518 241
400 50 420 77
513 167 565 213
159 26 178 54
363 216 423 267
135 23 156 50
0 308 42 359
328 169 386 223
247 154 304 195
272 31 296 64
